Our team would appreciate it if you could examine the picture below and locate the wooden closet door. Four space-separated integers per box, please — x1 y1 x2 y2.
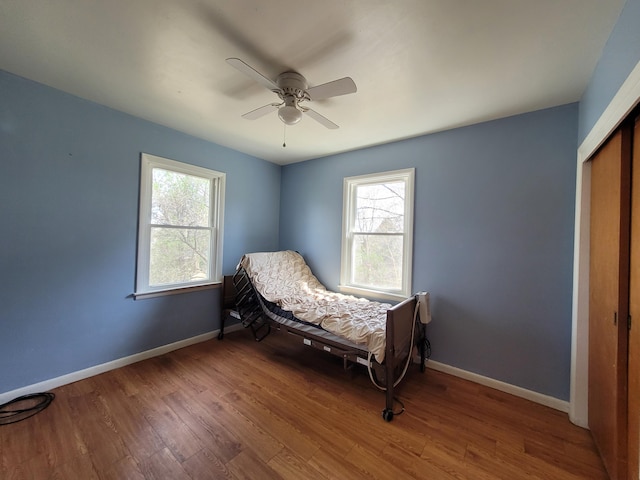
589 126 631 480
629 116 640 480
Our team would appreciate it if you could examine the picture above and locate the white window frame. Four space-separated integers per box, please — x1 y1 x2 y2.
135 153 225 298
340 168 415 301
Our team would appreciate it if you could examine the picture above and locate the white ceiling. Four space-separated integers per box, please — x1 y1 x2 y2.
0 0 626 165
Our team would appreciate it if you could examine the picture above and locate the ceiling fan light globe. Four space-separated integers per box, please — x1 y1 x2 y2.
278 105 302 125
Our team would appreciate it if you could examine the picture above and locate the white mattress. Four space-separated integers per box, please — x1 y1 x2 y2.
239 250 392 363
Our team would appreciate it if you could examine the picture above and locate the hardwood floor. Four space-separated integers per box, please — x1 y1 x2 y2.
1 330 607 479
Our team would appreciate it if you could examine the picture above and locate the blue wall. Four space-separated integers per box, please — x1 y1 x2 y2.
0 70 281 394
280 104 578 400
579 0 640 142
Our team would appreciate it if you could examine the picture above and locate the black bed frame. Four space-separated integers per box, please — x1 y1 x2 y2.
218 268 426 422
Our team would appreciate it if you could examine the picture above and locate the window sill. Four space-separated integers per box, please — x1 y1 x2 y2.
338 285 408 303
133 282 220 300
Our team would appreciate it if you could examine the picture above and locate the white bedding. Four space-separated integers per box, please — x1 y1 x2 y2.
239 250 392 363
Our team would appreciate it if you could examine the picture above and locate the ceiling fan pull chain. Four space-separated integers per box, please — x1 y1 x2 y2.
282 124 286 148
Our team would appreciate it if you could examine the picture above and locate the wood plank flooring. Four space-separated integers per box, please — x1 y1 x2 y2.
0 330 607 479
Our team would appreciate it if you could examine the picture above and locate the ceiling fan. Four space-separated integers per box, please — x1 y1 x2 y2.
226 57 357 129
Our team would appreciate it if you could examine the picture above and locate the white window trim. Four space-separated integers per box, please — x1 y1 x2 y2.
339 168 415 301
135 153 225 298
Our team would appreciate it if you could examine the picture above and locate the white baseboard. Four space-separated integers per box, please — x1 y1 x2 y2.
0 323 244 405
426 360 570 413
2 325 569 416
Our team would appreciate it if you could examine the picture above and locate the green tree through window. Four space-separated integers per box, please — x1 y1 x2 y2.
149 169 211 286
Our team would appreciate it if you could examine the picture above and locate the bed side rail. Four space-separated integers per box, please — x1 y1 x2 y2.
232 267 271 341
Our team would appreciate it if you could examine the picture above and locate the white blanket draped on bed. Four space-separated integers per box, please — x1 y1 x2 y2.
239 250 392 363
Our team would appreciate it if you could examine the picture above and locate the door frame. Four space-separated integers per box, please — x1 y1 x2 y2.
571 59 640 428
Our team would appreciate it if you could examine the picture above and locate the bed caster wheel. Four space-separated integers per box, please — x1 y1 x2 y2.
217 331 224 340
382 409 394 422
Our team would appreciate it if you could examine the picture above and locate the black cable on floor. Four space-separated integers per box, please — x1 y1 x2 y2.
392 397 405 416
0 393 55 425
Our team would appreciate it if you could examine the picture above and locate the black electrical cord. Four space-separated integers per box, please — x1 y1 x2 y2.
392 397 405 416
0 392 55 425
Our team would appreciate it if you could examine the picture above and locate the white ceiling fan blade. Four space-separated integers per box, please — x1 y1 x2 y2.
307 77 357 101
242 103 280 120
303 108 339 129
226 58 280 92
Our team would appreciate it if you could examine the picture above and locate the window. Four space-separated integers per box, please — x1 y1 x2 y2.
135 153 225 297
340 168 414 301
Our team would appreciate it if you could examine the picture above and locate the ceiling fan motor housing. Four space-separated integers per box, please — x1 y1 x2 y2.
276 72 309 101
